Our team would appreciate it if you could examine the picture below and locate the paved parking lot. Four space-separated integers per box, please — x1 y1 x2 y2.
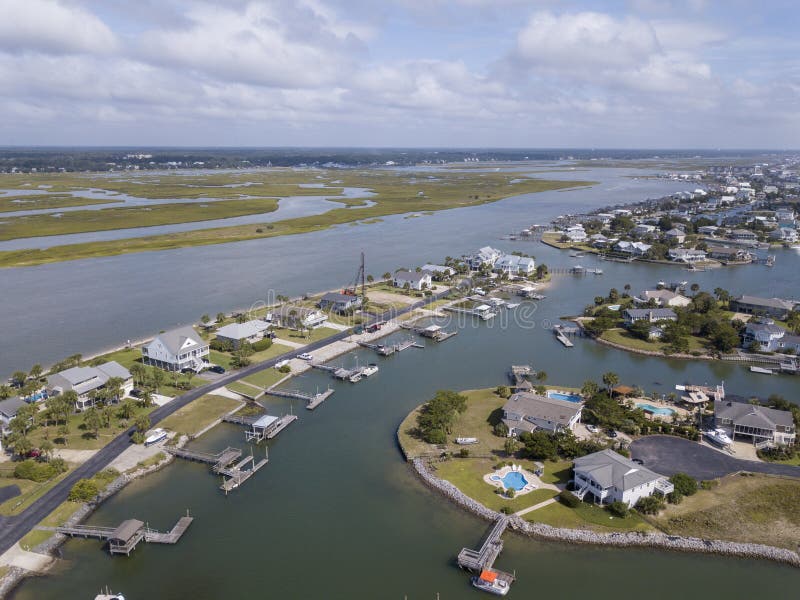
630 435 800 480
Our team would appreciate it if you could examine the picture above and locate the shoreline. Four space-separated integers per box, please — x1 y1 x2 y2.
407 455 800 568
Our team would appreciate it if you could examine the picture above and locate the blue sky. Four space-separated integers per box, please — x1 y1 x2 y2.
0 0 797 148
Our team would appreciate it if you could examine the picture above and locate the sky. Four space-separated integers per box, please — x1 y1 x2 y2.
0 0 798 148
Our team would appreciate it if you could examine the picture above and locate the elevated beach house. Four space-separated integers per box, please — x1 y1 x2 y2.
141 326 209 372
573 449 674 507
714 399 796 446
48 361 133 411
468 246 502 270
215 320 272 350
742 321 800 353
393 270 432 290
318 292 362 314
493 254 535 277
272 305 328 330
501 392 582 436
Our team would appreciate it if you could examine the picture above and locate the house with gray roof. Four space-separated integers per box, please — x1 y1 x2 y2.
635 289 691 308
468 246 502 270
623 308 678 324
421 264 455 280
494 254 535 277
272 305 328 330
318 292 362 314
0 396 27 431
48 361 133 411
731 295 796 320
393 269 432 290
573 449 674 507
502 392 582 437
141 326 209 373
714 399 796 446
215 320 272 349
742 321 800 353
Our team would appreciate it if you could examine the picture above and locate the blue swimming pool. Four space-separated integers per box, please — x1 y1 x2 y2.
546 391 582 403
490 471 529 491
636 403 676 416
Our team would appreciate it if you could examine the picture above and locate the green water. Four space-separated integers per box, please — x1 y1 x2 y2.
12 248 800 598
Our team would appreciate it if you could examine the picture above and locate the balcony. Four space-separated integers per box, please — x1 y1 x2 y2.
654 478 674 496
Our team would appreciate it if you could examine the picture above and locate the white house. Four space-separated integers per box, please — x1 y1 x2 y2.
393 270 432 290
635 290 691 308
573 449 674 507
664 228 686 244
215 320 272 349
668 248 707 263
421 264 455 279
468 246 502 270
614 241 651 256
564 225 588 242
48 361 133 411
742 322 800 353
141 326 209 372
493 254 535 276
623 308 678 324
501 392 582 436
769 227 798 243
775 208 796 223
273 306 328 330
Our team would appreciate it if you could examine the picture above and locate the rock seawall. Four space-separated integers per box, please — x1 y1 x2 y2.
410 457 800 568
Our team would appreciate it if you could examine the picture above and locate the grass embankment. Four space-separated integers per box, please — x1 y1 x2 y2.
0 468 74 516
600 328 708 355
654 474 800 549
0 197 281 241
242 369 288 389
159 394 241 437
275 326 340 344
540 231 596 253
0 194 123 212
226 381 265 399
0 170 593 267
529 499 652 531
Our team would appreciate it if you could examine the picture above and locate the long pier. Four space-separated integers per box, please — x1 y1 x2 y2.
264 387 335 409
357 338 423 355
166 446 242 473
457 516 509 573
399 323 458 342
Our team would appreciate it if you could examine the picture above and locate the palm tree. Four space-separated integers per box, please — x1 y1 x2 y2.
535 371 547 382
382 272 391 281
39 440 54 462
140 390 154 408
602 371 619 394
105 377 124 405
29 364 43 381
150 368 165 394
135 413 151 435
11 371 27 388
119 398 136 420
216 312 226 324
0 384 12 399
690 283 700 293
62 391 78 419
129 363 145 387
83 408 102 439
581 380 599 398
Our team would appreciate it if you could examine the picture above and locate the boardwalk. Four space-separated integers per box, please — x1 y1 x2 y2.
166 446 243 473
457 516 509 573
264 387 334 409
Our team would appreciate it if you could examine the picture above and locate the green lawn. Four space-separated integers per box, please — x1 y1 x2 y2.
0 468 75 516
209 350 234 370
18 500 81 550
276 326 340 344
88 347 142 369
601 328 709 354
242 369 288 389
528 499 653 531
435 458 558 512
226 381 264 399
159 394 241 436
249 342 293 362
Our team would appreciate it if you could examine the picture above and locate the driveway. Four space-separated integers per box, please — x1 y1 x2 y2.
630 435 800 480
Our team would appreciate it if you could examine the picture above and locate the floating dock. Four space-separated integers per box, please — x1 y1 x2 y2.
166 445 267 493
218 451 269 494
223 411 299 440
51 514 194 556
264 387 335 410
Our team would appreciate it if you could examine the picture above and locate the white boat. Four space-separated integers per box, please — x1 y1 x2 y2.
471 571 510 596
704 428 733 447
95 589 125 600
361 364 379 377
455 437 479 445
528 293 546 300
506 303 520 309
144 428 167 446
750 366 774 375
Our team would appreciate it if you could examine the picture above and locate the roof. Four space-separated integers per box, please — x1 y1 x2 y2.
639 289 686 302
49 361 131 396
715 400 794 430
503 393 582 427
624 308 677 320
495 255 535 269
421 264 454 274
320 292 360 304
96 361 132 381
665 228 685 236
216 320 270 341
152 326 204 356
274 305 321 318
734 295 795 310
574 449 664 492
612 385 637 396
253 414 279 429
394 269 430 283
708 246 744 255
0 396 27 419
55 366 102 386
111 519 144 542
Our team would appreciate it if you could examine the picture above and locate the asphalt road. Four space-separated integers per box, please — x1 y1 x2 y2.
630 435 800 481
0 289 450 556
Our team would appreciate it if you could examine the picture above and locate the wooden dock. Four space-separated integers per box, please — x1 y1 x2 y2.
457 516 509 573
166 446 242 473
265 414 298 437
219 452 269 494
358 338 423 355
400 323 458 342
264 387 335 409
306 389 335 410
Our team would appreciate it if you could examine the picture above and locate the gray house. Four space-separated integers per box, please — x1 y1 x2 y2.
318 292 362 314
731 295 796 320
714 399 796 446
141 326 209 372
623 308 678 324
215 320 271 349
0 396 27 431
573 450 674 507
502 392 582 436
48 361 134 411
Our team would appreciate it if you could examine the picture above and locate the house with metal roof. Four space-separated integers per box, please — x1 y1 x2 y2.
731 295 796 320
742 321 800 353
501 392 582 437
468 246 502 270
573 449 674 507
0 396 27 432
421 264 456 279
318 292 362 314
493 254 535 277
623 308 678 324
635 289 691 308
714 399 796 446
393 269 432 290
141 326 209 373
272 305 328 330
48 361 133 411
215 320 272 349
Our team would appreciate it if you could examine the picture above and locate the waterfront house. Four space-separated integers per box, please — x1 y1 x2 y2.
318 292 362 314
393 269 432 290
664 228 686 244
632 224 657 237
635 290 691 308
215 320 272 349
775 208 796 223
0 396 26 432
468 246 502 270
707 246 751 262
731 295 796 320
769 227 798 243
273 305 328 330
564 225 588 243
614 241 652 256
742 321 800 353
493 254 535 277
697 225 719 236
589 233 617 248
501 392 582 437
48 361 133 411
623 308 677 324
572 449 674 507
729 229 758 242
420 264 455 280
141 326 209 373
714 399 796 446
668 248 707 263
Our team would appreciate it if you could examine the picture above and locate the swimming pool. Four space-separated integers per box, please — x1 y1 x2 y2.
490 471 529 492
546 391 582 403
636 403 676 416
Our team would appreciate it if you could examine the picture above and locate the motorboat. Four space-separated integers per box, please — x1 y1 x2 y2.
749 366 774 375
505 303 520 309
704 428 733 447
471 571 510 596
144 428 167 446
94 588 125 600
361 363 379 377
455 437 479 445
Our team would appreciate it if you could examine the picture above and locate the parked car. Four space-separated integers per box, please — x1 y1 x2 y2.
297 353 313 361
129 388 143 398
586 424 599 433
632 458 644 465
606 429 618 438
208 365 225 374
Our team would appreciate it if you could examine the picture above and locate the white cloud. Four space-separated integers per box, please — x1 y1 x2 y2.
0 0 117 55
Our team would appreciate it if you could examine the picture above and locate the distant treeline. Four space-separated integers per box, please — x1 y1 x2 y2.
0 147 788 173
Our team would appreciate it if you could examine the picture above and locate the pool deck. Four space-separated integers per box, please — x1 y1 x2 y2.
483 465 558 498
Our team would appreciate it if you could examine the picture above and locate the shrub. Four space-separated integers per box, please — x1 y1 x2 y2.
493 422 509 437
666 491 683 505
14 459 58 483
209 338 233 352
700 479 719 490
424 428 446 445
506 488 516 499
635 495 665 514
499 506 514 515
458 448 470 458
608 501 629 518
558 490 581 508
250 337 273 352
669 472 698 496
278 365 291 374
68 479 99 502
